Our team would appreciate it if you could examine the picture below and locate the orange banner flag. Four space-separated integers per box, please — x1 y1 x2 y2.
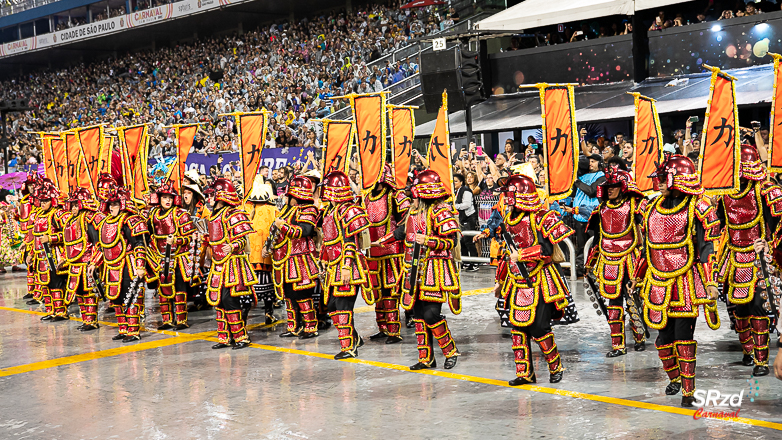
39 134 58 185
168 124 198 191
117 125 149 199
769 54 782 172
536 84 578 201
427 90 453 195
629 93 663 194
100 136 113 176
64 131 90 191
699 65 740 195
389 105 416 190
237 112 270 201
76 125 105 193
323 120 354 174
351 93 387 191
50 135 69 194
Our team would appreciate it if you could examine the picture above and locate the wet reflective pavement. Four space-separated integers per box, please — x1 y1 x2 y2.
0 269 780 439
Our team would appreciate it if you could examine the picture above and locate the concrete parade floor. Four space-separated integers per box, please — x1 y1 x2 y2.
0 269 780 440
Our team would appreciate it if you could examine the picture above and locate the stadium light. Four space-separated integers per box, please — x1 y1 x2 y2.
711 24 722 32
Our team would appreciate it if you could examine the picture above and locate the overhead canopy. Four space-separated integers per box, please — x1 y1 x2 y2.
634 0 690 11
415 64 774 136
400 0 445 9
474 0 634 32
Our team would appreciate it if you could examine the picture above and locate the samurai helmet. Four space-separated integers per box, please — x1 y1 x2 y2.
597 167 643 200
499 174 541 212
648 153 703 195
377 163 397 189
22 171 42 196
739 144 765 181
205 178 240 207
150 179 182 206
320 170 354 203
411 169 448 200
34 179 60 207
286 175 315 202
102 186 133 213
97 173 119 202
66 187 99 212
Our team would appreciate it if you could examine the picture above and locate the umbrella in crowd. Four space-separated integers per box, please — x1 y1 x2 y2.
0 172 29 191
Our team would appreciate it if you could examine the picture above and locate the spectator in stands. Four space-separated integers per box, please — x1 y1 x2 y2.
621 142 634 168
454 173 479 271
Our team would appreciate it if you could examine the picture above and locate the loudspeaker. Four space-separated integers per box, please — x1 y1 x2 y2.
419 44 487 113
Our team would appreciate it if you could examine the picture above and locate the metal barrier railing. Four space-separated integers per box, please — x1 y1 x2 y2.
584 236 594 266
459 230 578 282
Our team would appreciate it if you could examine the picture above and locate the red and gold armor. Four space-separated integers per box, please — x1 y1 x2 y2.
586 168 648 353
147 200 196 328
494 174 572 384
398 202 462 312
635 154 721 402
64 188 106 329
272 203 321 336
364 173 411 340
714 145 782 373
320 201 371 301
204 179 258 346
318 170 371 358
19 193 38 299
717 181 782 305
30 198 69 318
638 196 720 328
380 169 462 369
91 185 150 339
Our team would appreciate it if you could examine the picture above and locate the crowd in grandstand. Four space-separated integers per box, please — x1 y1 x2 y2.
0 1 446 168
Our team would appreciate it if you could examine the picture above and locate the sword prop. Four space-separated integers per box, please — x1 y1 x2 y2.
42 242 57 274
584 274 609 319
92 270 107 302
124 275 143 310
191 218 207 279
755 249 779 327
501 230 532 287
626 284 651 339
162 240 172 283
405 230 424 293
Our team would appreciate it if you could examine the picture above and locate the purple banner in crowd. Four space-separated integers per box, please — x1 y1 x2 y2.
148 147 313 179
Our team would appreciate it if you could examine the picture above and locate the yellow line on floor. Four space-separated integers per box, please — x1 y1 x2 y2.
354 287 494 314
3 299 779 432
0 336 190 377
190 336 782 432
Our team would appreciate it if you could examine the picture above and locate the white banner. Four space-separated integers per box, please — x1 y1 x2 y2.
0 0 247 59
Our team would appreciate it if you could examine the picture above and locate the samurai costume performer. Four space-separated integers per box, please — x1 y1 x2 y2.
318 170 371 359
146 180 196 330
63 188 106 331
585 168 649 357
380 170 462 370
633 154 721 407
365 164 411 344
271 176 321 339
91 183 151 342
181 182 210 312
247 180 280 324
20 173 41 302
30 179 70 321
715 145 782 376
494 175 573 385
204 179 258 350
